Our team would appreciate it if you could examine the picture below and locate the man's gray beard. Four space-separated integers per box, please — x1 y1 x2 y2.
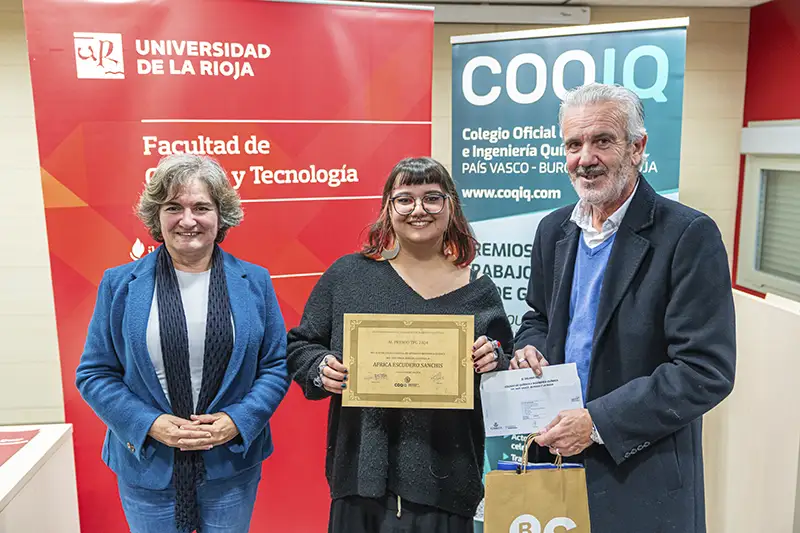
571 166 633 208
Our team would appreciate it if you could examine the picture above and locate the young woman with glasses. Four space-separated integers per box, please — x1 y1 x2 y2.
286 157 514 533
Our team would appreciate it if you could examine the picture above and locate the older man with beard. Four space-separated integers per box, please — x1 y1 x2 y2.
510 83 736 533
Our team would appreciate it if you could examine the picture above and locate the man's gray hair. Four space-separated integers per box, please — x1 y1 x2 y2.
558 83 648 168
137 153 244 243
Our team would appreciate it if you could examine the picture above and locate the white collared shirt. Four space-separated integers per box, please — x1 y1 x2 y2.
569 179 639 248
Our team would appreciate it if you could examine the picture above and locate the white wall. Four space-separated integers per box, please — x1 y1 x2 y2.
709 292 800 533
0 0 63 424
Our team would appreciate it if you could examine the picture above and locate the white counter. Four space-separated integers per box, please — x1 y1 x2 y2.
0 424 80 533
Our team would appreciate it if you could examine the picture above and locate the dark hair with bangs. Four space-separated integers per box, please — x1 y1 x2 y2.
362 157 477 267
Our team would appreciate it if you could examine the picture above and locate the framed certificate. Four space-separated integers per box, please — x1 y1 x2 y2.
342 313 475 409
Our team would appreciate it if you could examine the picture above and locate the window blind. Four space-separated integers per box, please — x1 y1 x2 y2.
757 169 800 283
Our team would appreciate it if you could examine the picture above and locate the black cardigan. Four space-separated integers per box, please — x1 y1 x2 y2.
287 253 513 517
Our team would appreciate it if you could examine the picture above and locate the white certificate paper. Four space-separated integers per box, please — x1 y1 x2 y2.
480 363 584 438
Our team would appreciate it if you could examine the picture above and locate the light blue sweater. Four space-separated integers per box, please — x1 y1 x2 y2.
565 234 616 403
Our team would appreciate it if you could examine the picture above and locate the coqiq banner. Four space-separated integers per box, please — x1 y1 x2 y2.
450 19 688 529
22 0 433 531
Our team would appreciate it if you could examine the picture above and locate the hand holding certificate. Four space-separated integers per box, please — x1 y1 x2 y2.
342 313 475 409
480 363 584 437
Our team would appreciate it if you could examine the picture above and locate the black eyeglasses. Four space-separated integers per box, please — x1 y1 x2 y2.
390 193 449 216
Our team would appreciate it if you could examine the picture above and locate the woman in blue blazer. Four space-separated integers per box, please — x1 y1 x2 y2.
76 153 289 533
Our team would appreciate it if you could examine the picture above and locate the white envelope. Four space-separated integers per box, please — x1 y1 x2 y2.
480 363 584 437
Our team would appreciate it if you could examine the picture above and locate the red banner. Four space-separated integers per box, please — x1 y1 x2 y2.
23 0 433 530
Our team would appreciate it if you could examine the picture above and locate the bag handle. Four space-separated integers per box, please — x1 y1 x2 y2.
519 433 562 474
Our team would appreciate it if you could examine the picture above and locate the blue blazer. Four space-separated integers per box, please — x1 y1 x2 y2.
76 248 289 490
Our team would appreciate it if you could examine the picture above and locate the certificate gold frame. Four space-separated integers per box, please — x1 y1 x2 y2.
342 313 475 409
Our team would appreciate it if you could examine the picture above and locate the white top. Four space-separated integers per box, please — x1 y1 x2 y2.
147 269 211 410
569 179 640 249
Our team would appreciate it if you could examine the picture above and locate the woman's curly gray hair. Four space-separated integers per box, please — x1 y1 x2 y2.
137 153 244 243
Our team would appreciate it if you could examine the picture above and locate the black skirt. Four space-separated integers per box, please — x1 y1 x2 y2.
328 493 474 533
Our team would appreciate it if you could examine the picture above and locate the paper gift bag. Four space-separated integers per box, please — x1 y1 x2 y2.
484 435 592 533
